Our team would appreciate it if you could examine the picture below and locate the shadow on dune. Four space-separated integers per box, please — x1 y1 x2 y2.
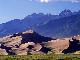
10 31 53 43
62 38 80 54
21 31 53 43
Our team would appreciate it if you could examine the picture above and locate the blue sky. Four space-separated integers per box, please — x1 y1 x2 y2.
0 0 80 24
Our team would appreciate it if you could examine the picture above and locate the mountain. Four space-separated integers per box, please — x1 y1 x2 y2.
35 13 80 38
59 9 72 17
23 13 59 26
0 13 59 37
0 9 80 38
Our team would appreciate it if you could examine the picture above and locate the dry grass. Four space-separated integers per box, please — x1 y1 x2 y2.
0 54 80 60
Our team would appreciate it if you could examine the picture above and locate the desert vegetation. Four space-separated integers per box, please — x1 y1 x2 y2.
0 54 80 60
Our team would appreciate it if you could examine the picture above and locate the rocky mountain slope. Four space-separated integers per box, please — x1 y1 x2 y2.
0 13 59 37
0 9 80 38
0 30 80 55
35 11 80 38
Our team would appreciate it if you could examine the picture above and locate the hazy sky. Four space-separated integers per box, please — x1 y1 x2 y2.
0 0 80 24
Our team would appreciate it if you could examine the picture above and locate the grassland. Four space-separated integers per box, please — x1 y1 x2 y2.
0 54 80 60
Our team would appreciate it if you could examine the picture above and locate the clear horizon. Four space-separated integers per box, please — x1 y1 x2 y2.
0 0 80 24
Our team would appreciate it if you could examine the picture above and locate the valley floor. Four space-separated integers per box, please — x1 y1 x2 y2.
0 54 80 60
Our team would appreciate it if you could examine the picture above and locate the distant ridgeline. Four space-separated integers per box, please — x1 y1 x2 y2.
0 9 80 38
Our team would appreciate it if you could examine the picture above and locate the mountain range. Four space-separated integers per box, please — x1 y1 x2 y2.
0 9 80 38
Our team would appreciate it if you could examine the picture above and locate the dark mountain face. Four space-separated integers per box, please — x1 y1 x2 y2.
59 9 72 17
35 13 80 38
23 13 59 27
0 19 28 37
0 10 80 38
0 13 59 37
